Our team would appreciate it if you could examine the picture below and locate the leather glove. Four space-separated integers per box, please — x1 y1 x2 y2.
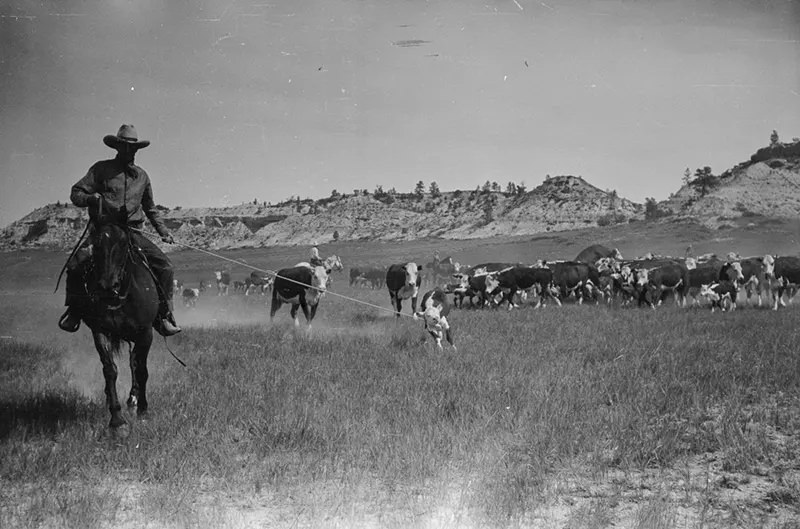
161 233 175 244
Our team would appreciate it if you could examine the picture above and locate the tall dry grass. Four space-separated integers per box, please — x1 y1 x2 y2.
2 280 800 527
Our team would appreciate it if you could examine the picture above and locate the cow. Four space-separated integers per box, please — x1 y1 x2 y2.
182 288 200 308
490 266 559 310
467 262 523 276
349 267 365 286
214 270 231 296
764 255 800 310
362 266 386 289
270 265 330 328
686 257 725 306
246 271 273 296
699 282 738 313
546 261 602 304
172 279 185 301
426 256 461 287
574 244 624 265
232 280 247 293
737 256 771 306
631 260 690 308
414 288 455 350
449 272 500 308
386 263 423 317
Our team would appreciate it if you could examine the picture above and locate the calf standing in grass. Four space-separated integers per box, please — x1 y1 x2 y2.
270 265 330 329
414 288 455 350
699 282 737 312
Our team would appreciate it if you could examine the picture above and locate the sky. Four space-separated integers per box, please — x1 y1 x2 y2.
1 0 799 227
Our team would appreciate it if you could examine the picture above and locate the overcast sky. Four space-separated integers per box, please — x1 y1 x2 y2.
1 0 798 227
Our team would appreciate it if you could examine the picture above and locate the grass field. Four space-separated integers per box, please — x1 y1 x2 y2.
2 221 800 528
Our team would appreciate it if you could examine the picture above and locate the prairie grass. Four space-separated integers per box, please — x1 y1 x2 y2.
2 247 800 527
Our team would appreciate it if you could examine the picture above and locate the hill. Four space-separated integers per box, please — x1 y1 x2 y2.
2 139 799 252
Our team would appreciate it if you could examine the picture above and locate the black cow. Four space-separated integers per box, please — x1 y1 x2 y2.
414 288 455 350
632 260 690 308
574 244 623 265
490 266 559 309
386 263 423 317
546 261 602 304
270 265 330 328
687 258 724 305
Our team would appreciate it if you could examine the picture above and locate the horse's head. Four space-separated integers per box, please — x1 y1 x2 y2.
91 223 131 301
327 255 343 272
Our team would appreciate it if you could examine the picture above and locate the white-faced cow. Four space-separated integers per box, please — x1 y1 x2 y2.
631 260 690 308
414 288 455 350
270 265 330 328
699 282 738 312
763 255 800 310
215 270 231 296
386 263 422 317
450 272 500 308
490 266 559 310
182 288 200 308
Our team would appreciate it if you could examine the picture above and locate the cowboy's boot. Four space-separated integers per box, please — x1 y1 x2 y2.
154 300 181 337
59 266 87 333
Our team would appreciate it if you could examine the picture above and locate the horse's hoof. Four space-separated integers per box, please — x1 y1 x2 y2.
137 409 149 421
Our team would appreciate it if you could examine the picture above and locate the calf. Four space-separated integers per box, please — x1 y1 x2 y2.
386 263 422 316
215 270 231 296
414 288 455 350
270 265 330 328
182 288 200 308
699 282 738 312
450 272 498 308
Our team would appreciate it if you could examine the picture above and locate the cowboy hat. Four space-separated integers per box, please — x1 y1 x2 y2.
103 124 150 150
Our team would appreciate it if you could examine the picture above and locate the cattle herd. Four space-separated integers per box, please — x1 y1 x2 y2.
171 244 800 349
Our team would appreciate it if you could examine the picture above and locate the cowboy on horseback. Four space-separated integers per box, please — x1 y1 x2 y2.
309 241 324 267
58 124 181 337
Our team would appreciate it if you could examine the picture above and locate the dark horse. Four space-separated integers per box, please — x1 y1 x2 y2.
84 222 160 430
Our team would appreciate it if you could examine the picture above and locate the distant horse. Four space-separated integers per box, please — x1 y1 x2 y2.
82 222 161 431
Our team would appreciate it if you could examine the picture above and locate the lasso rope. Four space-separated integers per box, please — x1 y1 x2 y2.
131 228 420 321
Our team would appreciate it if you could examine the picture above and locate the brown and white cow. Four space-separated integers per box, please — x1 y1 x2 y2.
763 255 800 310
270 265 330 328
414 288 455 350
386 263 423 317
489 266 559 310
449 272 502 308
630 260 690 308
699 281 738 313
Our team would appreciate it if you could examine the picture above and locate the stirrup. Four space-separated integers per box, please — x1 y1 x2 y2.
58 309 81 333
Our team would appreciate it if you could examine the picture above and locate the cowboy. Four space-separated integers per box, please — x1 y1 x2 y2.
309 241 324 267
58 124 181 336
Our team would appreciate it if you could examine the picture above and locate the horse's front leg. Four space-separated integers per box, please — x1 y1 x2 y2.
93 332 126 429
128 328 153 417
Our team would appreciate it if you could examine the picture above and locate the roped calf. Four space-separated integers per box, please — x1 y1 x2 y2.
386 262 423 316
414 288 455 350
270 265 330 328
